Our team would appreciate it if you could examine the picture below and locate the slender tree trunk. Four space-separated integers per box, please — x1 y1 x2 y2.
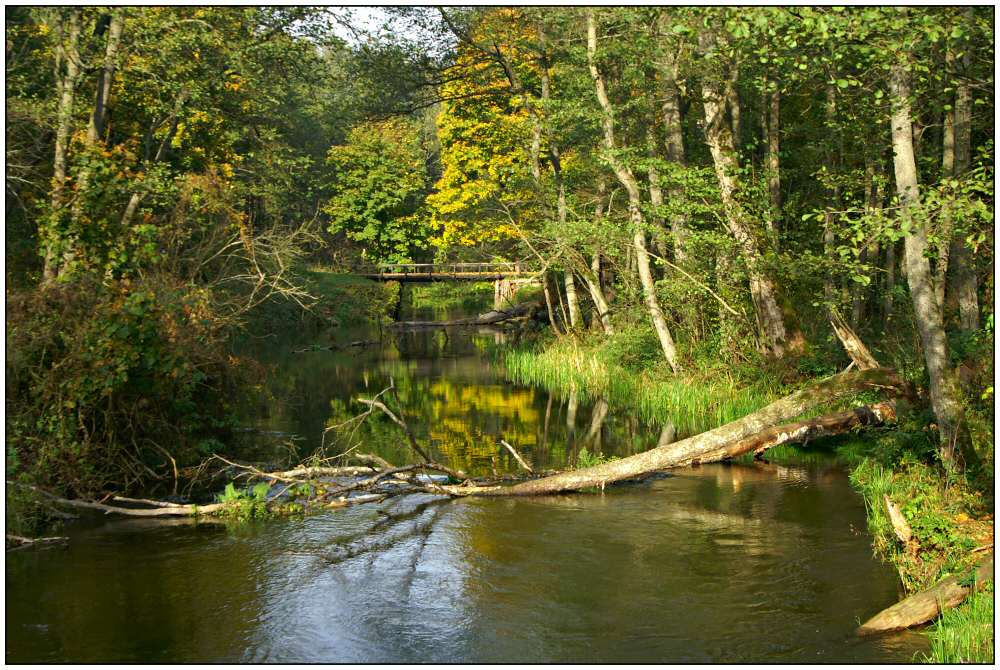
542 271 564 337
889 60 966 469
579 179 614 335
936 50 957 313
656 37 689 263
63 10 126 277
584 253 614 336
588 10 681 372
884 241 896 321
646 124 669 261
766 84 781 242
43 9 82 283
823 83 842 312
948 45 979 331
87 10 124 143
726 56 741 149
699 29 793 357
564 271 582 329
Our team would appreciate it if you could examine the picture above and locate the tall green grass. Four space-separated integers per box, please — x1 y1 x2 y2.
924 585 994 663
502 337 781 436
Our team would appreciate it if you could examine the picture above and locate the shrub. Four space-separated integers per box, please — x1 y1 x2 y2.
6 276 244 498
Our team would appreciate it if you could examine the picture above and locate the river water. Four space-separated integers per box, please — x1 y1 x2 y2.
5 316 929 662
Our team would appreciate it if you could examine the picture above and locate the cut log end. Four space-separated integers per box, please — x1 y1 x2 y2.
857 554 994 636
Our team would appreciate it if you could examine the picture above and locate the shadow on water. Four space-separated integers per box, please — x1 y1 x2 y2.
5 321 930 662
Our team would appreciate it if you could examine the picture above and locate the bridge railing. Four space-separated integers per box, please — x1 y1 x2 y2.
357 262 531 277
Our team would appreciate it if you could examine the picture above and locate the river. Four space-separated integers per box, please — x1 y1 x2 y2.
5 311 930 662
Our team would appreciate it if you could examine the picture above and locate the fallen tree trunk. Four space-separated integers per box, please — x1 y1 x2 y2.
857 553 994 635
7 534 69 550
440 367 904 496
670 402 897 467
390 302 538 328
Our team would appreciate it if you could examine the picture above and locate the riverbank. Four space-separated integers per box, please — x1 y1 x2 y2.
499 333 994 663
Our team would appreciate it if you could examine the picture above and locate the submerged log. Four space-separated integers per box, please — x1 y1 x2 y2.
390 302 539 328
857 554 994 635
453 368 905 496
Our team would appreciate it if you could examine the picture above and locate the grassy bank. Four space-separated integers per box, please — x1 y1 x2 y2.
501 331 993 663
502 333 785 436
850 456 994 663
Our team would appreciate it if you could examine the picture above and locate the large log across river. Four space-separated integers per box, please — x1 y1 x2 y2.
442 367 906 496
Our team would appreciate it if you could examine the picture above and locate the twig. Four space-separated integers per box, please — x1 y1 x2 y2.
357 382 436 464
499 439 534 473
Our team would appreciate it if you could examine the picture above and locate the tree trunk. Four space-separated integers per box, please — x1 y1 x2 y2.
858 554 993 635
564 271 582 329
63 10 126 277
584 253 614 335
635 227 681 373
948 43 979 331
884 240 896 321
699 29 792 357
656 37 689 263
43 9 82 283
542 271 564 337
936 50 957 312
646 124 669 261
451 367 904 496
766 85 781 243
889 60 966 469
823 82 842 313
726 57 741 150
587 10 681 370
87 10 124 143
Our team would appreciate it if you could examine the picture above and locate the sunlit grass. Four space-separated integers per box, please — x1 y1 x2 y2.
924 585 994 663
502 337 781 436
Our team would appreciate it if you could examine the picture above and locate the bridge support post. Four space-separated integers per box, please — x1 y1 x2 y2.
494 278 510 310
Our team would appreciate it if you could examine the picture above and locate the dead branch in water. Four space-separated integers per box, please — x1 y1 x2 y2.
857 553 994 635
6 534 69 551
500 439 534 473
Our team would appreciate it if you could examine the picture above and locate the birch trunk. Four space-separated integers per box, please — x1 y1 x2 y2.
43 9 82 283
889 60 966 469
588 10 681 371
699 29 791 357
63 10 126 276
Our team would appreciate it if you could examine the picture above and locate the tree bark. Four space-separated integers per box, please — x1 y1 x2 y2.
564 271 582 329
884 240 896 320
87 9 124 143
43 9 82 283
857 554 993 635
766 84 781 242
948 41 979 331
63 10 126 276
699 29 793 357
646 124 669 260
823 82 842 312
584 253 614 335
656 35 689 262
889 59 966 469
588 10 681 371
447 367 904 496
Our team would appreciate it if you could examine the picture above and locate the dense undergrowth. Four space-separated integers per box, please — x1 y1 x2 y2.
5 267 396 535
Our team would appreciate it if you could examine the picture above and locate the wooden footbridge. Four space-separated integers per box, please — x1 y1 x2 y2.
357 262 533 282
356 262 538 310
